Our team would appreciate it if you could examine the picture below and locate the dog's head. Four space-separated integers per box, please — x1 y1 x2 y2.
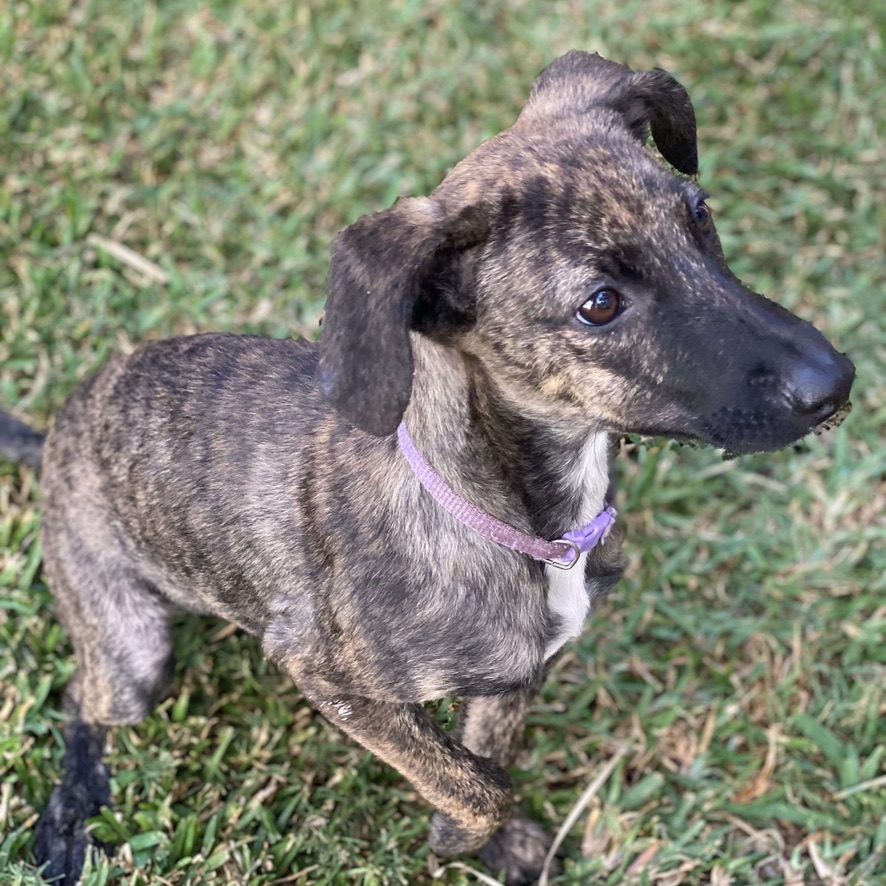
319 51 854 454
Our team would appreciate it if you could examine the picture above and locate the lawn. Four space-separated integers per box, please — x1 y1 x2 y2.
1 1 884 884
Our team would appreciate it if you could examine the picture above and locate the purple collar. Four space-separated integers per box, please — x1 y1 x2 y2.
397 423 616 570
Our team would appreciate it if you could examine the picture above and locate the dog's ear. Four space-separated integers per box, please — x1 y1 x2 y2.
522 51 698 176
606 68 698 176
318 197 489 436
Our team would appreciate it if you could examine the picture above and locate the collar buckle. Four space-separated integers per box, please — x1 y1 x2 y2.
542 539 582 570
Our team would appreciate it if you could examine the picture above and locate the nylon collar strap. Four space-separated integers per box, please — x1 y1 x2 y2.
397 422 616 570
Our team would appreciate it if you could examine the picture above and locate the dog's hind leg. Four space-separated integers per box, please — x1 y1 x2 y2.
33 719 110 885
34 515 174 885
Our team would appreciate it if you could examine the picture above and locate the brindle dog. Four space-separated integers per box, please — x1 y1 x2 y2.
1 51 854 885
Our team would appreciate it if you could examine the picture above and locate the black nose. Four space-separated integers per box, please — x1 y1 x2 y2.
788 350 855 418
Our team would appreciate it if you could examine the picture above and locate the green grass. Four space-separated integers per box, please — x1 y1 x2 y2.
1 1 884 884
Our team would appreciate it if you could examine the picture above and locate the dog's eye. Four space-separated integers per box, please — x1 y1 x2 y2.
693 198 712 229
577 289 622 326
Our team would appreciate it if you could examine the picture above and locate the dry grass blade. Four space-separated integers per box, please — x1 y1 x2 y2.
832 774 886 801
431 861 508 885
86 234 170 285
538 744 629 886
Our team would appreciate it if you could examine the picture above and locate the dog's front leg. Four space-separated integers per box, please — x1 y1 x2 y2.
442 682 560 885
294 681 513 851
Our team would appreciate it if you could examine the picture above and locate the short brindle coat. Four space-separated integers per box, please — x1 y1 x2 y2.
1 52 854 884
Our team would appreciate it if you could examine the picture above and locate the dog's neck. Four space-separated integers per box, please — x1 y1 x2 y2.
403 336 610 540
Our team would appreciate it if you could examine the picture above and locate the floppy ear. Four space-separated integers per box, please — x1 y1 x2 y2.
523 50 698 175
606 68 698 175
318 197 489 436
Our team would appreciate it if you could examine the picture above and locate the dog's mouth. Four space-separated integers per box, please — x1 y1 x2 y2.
717 399 853 459
810 399 852 436
625 400 854 460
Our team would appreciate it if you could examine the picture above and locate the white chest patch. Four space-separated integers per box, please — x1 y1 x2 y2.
544 433 610 660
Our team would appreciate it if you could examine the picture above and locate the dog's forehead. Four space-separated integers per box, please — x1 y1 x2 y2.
436 116 691 236
435 139 693 279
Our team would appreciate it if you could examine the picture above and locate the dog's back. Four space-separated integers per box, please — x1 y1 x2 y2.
41 333 327 631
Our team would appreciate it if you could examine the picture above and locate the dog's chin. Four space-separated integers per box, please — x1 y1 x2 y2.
693 400 853 457
627 400 852 458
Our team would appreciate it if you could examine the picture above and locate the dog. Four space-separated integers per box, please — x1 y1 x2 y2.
1 51 854 885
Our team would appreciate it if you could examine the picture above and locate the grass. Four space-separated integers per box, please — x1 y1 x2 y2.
1 0 884 883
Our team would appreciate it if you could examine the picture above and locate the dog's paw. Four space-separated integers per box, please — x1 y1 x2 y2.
33 781 110 885
478 817 561 886
429 810 497 856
